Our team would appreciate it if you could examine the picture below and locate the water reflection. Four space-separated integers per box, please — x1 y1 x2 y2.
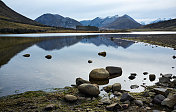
36 35 134 51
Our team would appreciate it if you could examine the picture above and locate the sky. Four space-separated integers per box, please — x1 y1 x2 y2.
2 0 176 24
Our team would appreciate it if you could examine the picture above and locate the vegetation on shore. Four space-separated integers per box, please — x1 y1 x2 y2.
122 34 176 49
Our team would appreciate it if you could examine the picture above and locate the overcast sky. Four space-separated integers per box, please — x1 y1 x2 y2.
2 0 176 23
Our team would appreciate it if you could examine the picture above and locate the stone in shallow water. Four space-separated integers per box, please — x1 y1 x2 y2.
130 85 139 89
98 52 106 57
106 66 122 76
149 74 156 81
45 55 52 59
23 54 30 57
128 75 135 80
88 60 92 63
143 72 148 75
89 68 109 80
76 78 90 86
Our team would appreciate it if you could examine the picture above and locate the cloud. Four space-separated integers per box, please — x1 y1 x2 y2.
2 0 176 23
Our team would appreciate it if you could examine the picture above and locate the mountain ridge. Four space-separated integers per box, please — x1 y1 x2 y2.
35 13 82 29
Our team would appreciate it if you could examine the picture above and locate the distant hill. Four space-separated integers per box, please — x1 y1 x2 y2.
80 14 141 29
0 1 56 33
142 19 176 30
0 0 41 26
35 13 82 29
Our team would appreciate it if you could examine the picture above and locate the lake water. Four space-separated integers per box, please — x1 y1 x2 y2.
0 33 176 97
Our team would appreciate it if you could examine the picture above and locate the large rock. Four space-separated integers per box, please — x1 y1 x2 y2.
153 94 165 104
105 66 122 76
120 93 135 102
89 68 109 80
153 88 170 96
112 83 121 92
161 94 176 108
64 94 77 102
149 74 156 81
76 78 90 86
159 77 171 83
78 83 100 96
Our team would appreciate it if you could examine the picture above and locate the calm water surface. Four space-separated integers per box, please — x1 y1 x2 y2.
0 33 175 97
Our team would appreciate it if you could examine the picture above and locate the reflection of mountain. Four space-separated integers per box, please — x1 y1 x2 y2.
81 37 134 49
36 37 82 51
0 37 50 68
37 36 134 51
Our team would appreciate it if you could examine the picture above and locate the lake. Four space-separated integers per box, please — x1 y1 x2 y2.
0 32 176 97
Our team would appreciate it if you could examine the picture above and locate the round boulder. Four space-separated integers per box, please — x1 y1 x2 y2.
89 68 109 80
149 74 156 81
112 83 121 92
78 83 100 96
64 94 77 102
106 66 122 76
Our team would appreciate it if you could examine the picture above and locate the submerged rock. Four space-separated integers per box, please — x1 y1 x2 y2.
143 72 148 75
78 83 100 96
89 68 109 80
106 66 122 76
130 85 139 89
128 75 136 80
149 74 156 81
98 52 106 57
173 55 176 59
23 54 30 57
76 78 90 86
88 60 92 63
45 55 52 59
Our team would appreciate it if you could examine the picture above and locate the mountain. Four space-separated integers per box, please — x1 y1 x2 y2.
35 13 82 29
143 18 176 30
80 14 141 29
0 0 41 26
150 18 171 24
0 0 55 33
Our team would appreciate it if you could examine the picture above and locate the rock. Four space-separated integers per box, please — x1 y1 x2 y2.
100 97 111 105
128 75 135 80
153 88 170 96
113 91 122 96
120 93 135 102
130 85 139 89
45 55 52 59
173 76 176 79
146 107 151 110
44 104 57 111
159 77 171 83
76 78 90 86
143 91 150 97
78 83 100 96
106 103 121 111
170 79 176 88
153 94 165 104
131 73 137 76
122 104 129 109
161 94 176 108
98 52 106 57
89 68 109 80
106 66 122 76
143 72 148 75
149 74 156 81
112 83 121 92
134 100 143 107
123 100 131 105
144 78 147 80
23 54 30 57
162 74 172 79
173 56 176 59
103 85 112 93
64 94 77 102
174 105 176 110
88 60 92 63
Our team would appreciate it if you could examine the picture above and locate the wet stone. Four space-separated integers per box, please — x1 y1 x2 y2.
23 54 30 57
45 55 52 59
